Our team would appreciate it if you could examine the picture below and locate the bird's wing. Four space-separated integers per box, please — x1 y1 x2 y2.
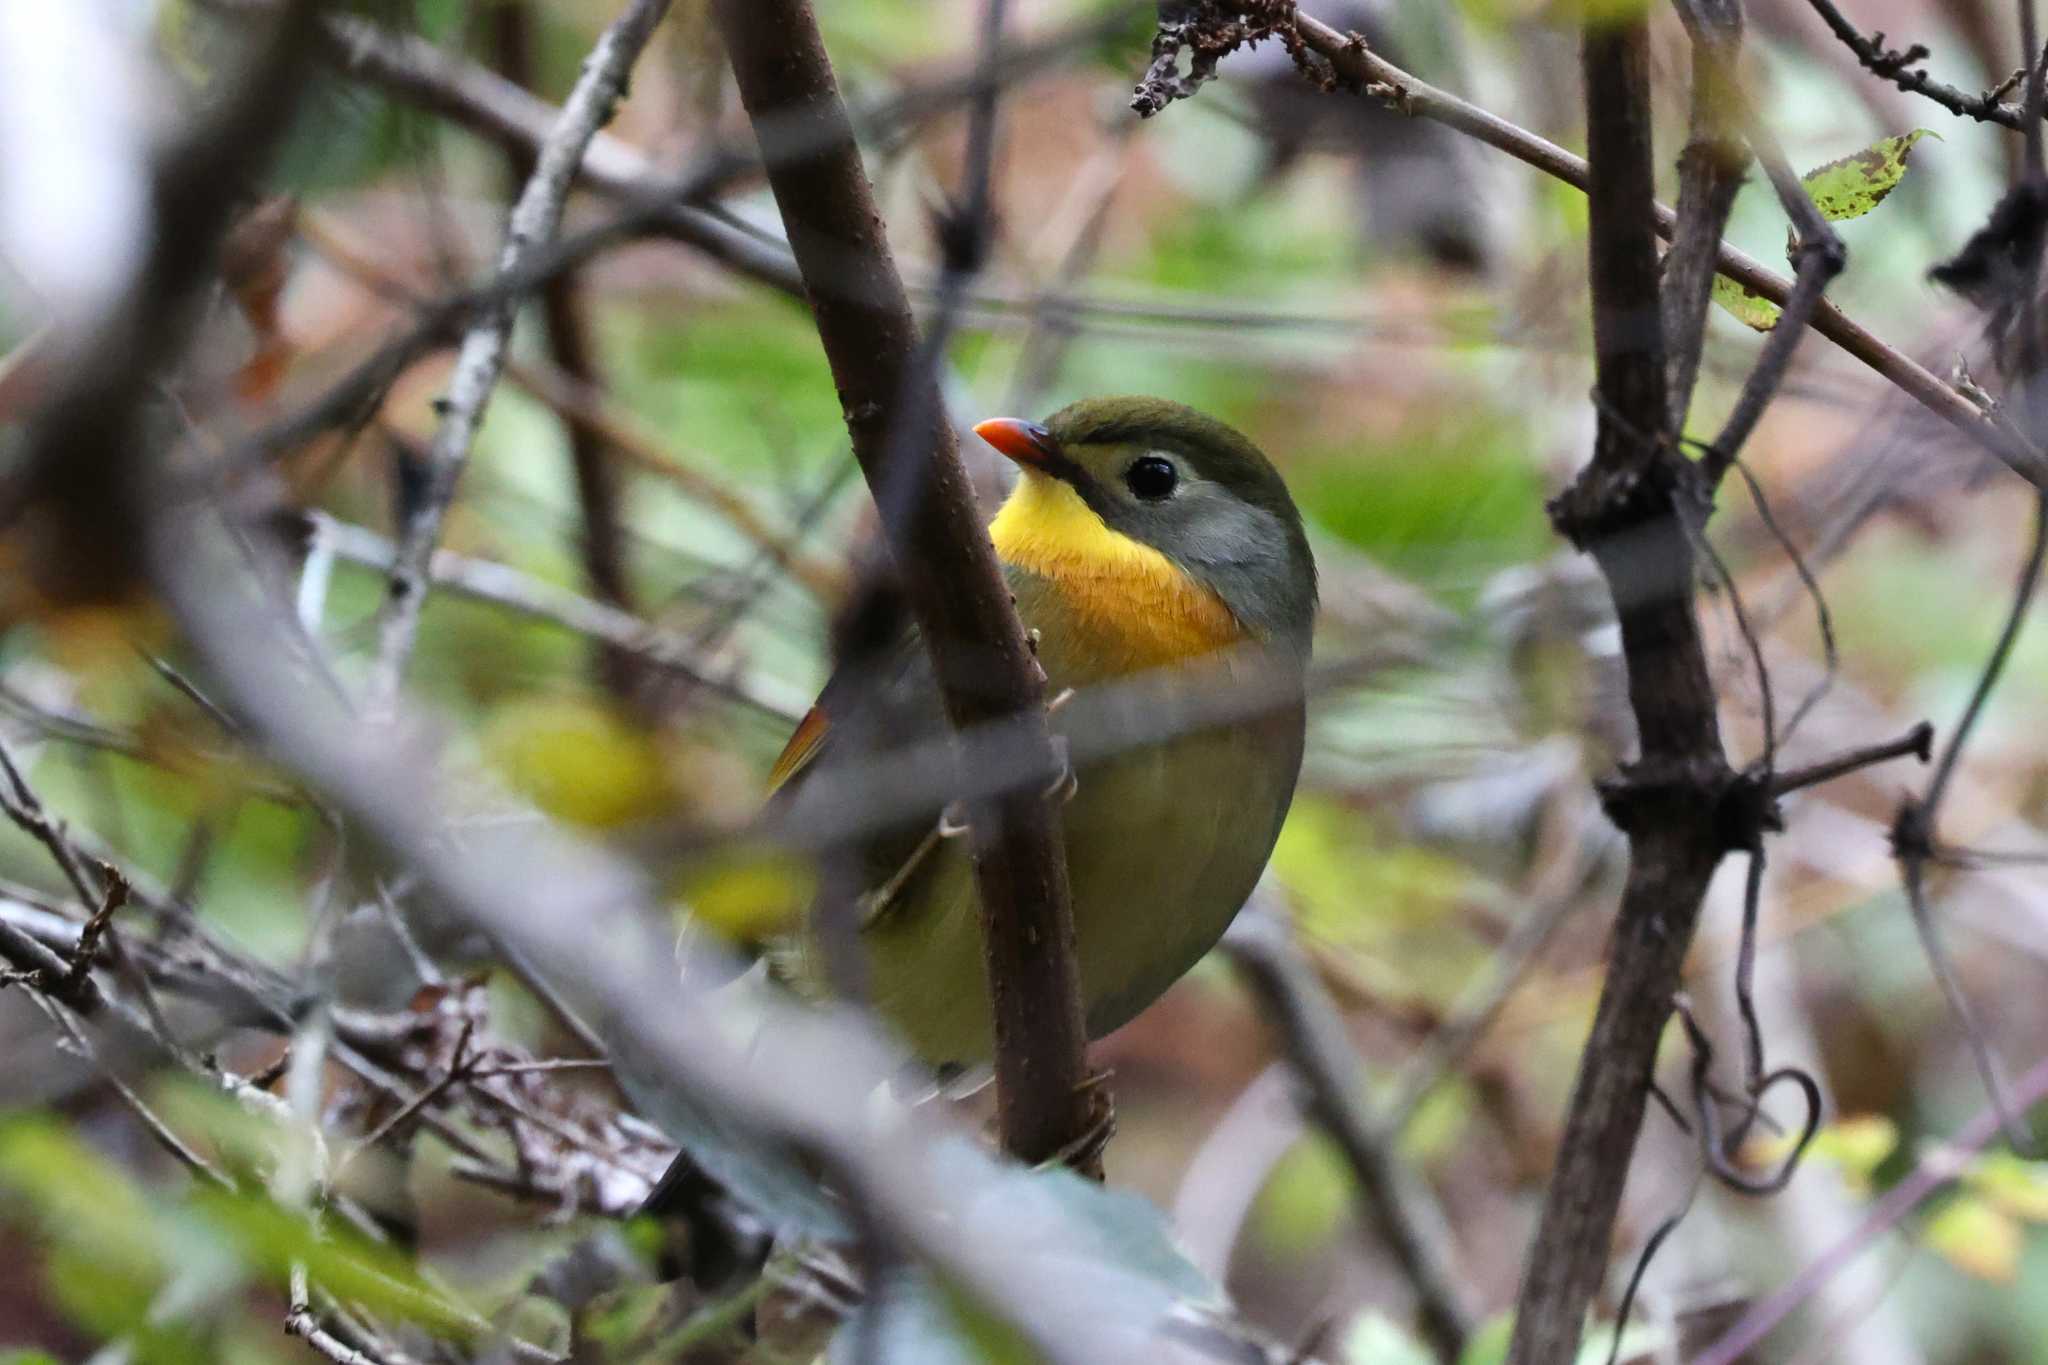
762 617 934 797
766 703 832 793
771 560 1043 799
761 612 956 896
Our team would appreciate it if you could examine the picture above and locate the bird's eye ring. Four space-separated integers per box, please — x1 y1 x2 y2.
1124 455 1178 501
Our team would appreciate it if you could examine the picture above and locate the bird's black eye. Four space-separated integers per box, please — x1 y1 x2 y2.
1124 455 1178 501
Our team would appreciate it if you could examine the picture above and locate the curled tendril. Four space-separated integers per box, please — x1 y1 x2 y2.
1732 456 1838 748
1675 996 1824 1196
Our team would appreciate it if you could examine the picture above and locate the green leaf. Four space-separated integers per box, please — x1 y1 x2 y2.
1251 1135 1354 1261
1966 1150 2048 1221
578 1282 674 1358
191 1187 479 1338
0 1118 171 1317
1711 276 1783 332
1800 130 1939 223
1342 1311 1437 1365
1457 1315 1511 1365
1453 1313 1667 1365
1711 131 1936 333
832 1269 1038 1365
829 1138 1227 1362
1926 1193 2023 1282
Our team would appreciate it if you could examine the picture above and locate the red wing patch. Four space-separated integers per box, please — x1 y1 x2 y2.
767 704 831 793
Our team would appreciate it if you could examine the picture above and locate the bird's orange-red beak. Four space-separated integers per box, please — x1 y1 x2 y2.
973 418 1060 472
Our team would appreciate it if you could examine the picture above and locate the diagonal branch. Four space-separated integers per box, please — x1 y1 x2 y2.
364 0 674 714
0 0 320 601
1805 0 2041 129
295 512 809 721
1695 1052 2048 1364
708 0 1094 1167
1225 906 1474 1363
1277 11 2048 490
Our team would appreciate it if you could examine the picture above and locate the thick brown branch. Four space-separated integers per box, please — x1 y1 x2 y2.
708 0 1093 1166
1506 19 1737 1364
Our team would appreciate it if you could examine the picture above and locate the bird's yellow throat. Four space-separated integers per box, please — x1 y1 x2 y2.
988 471 1244 674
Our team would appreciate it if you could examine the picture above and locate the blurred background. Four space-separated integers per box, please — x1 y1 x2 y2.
2 0 2048 1360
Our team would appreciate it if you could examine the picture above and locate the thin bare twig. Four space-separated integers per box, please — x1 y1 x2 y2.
1898 852 2034 1149
365 0 674 714
1804 0 2040 129
298 512 808 722
1732 456 1840 745
0 735 111 911
1921 490 2048 818
1004 129 1134 413
1383 806 1609 1132
29 990 232 1189
500 358 844 597
1769 723 1933 795
1225 906 1475 1363
2024 0 2046 176
486 0 639 701
1699 123 1845 480
287 1263 399 1365
288 209 841 598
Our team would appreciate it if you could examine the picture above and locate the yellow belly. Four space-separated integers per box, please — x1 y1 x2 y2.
856 547 1300 1064
857 710 1297 1064
809 486 1303 1065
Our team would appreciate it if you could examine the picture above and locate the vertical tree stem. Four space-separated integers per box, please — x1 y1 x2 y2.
710 0 1095 1167
1505 18 1735 1363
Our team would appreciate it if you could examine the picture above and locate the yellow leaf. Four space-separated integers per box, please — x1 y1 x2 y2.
482 695 673 829
1711 276 1782 332
1744 1114 1895 1192
671 844 816 945
1925 1195 2022 1283
1966 1151 2048 1222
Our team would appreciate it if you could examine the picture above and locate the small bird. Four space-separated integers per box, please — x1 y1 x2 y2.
765 395 1318 1066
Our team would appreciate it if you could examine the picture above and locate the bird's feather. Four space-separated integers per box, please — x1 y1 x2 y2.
767 704 831 793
